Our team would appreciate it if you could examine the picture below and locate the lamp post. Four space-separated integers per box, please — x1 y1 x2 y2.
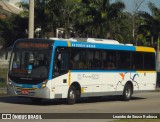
28 0 34 38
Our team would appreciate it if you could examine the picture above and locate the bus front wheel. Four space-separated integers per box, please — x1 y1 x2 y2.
67 86 77 105
122 83 132 101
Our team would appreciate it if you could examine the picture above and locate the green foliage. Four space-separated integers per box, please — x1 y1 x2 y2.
34 0 50 37
138 2 160 46
0 14 28 47
46 0 81 38
74 0 125 38
0 68 7 88
1 0 160 47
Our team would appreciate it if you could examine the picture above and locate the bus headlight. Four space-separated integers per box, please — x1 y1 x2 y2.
41 80 48 88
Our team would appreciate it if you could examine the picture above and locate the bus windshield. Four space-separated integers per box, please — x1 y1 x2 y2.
8 41 52 84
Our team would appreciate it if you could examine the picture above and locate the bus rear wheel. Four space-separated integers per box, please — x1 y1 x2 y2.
122 84 132 101
67 86 77 105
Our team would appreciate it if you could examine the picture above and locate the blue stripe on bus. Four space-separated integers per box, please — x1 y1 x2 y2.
96 44 135 51
13 82 42 89
48 46 55 80
52 40 136 51
51 40 136 51
54 40 68 47
70 41 136 51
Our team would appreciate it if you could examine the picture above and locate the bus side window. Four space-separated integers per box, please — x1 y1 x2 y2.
132 52 143 70
118 51 131 70
70 48 80 69
92 51 101 69
104 51 116 70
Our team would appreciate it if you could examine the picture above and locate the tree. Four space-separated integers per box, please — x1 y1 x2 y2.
130 0 146 39
34 0 50 38
17 2 29 17
18 0 52 38
112 12 133 43
138 2 160 46
0 14 28 47
74 0 125 39
46 0 81 38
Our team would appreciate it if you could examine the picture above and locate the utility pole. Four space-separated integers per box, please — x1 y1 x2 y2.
132 0 145 42
28 0 34 38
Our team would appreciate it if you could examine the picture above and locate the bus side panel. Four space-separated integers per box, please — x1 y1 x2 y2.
49 71 156 99
70 71 124 97
101 72 123 92
135 71 156 91
50 73 69 99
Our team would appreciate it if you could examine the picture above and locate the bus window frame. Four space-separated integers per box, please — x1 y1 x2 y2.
53 46 69 78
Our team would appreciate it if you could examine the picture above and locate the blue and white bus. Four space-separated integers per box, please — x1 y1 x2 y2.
7 38 157 104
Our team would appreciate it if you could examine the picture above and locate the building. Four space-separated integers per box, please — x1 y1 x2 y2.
0 0 22 19
6 0 21 6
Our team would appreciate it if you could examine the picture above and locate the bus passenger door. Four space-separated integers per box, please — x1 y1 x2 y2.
52 47 69 97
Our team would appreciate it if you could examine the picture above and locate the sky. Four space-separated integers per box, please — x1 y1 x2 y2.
23 0 160 14
114 0 160 14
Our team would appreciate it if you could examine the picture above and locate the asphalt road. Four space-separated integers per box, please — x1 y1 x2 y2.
0 92 160 122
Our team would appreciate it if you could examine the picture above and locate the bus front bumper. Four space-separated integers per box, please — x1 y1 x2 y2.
7 84 51 99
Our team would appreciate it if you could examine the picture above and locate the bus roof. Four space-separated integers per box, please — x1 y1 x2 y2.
51 38 120 45
14 38 156 53
51 38 155 53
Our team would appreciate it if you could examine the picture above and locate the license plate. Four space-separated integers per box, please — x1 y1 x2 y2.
21 89 29 95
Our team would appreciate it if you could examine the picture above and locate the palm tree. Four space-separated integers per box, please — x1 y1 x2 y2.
34 0 49 38
74 0 125 38
138 2 160 46
46 0 80 38
112 12 133 43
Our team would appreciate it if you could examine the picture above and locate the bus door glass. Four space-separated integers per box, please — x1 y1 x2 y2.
53 47 69 77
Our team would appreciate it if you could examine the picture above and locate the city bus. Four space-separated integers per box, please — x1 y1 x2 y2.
7 38 157 104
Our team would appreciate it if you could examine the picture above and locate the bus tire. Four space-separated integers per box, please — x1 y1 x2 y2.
122 83 132 101
67 86 77 105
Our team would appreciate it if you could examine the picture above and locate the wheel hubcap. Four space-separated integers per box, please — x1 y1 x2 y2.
126 88 131 98
70 90 75 100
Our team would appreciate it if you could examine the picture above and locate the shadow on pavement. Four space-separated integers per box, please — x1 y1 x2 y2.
0 95 146 106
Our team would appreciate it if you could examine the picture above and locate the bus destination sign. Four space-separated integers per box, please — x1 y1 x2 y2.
16 42 50 49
